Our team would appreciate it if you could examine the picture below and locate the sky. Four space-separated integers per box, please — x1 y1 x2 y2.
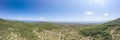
0 0 120 22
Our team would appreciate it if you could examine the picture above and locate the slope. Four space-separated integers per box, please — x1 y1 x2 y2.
79 18 120 40
0 18 61 40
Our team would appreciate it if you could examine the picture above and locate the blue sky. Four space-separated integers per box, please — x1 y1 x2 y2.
0 0 120 22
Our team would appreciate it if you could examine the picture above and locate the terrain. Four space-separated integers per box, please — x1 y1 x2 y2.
0 18 120 40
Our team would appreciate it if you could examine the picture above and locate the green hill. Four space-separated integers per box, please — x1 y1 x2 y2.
0 18 61 40
79 18 120 40
0 18 120 40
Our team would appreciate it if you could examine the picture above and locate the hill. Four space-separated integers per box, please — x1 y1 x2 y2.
0 18 62 40
79 18 120 40
0 18 120 40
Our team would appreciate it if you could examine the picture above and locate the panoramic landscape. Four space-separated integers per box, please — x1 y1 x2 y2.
0 17 120 40
0 0 120 40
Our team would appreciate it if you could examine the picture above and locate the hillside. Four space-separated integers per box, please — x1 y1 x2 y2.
80 18 120 40
0 18 120 40
0 18 62 40
0 18 89 40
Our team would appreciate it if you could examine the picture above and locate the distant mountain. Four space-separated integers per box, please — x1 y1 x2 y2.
0 18 6 21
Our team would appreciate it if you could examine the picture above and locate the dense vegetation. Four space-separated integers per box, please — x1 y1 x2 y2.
79 18 120 40
0 18 120 40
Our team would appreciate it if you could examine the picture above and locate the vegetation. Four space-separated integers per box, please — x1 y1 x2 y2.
0 18 120 40
79 18 120 40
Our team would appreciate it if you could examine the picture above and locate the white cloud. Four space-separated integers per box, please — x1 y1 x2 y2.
40 17 45 20
85 11 93 15
89 0 106 6
104 13 109 16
